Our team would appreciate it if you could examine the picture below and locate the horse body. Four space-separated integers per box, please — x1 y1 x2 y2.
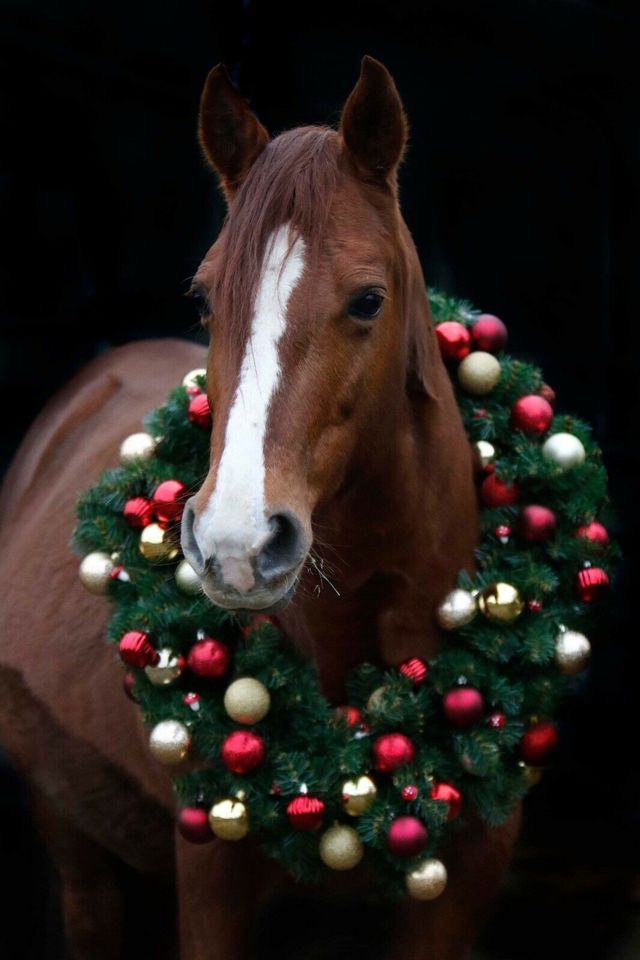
0 58 520 959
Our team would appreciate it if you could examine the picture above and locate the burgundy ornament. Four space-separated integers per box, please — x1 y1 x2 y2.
575 566 610 602
538 383 556 408
401 784 419 802
188 393 212 429
527 599 543 613
511 395 554 436
178 807 214 844
187 638 231 678
387 816 429 858
372 733 415 773
220 730 265 774
471 314 508 353
399 657 428 685
119 630 158 668
286 795 325 832
480 474 519 508
122 672 138 702
442 687 485 727
519 722 559 765
435 321 472 361
123 496 154 529
576 521 609 548
152 480 187 526
487 712 506 730
518 505 557 543
429 781 462 820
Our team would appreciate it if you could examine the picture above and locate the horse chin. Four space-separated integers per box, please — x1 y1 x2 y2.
198 575 298 613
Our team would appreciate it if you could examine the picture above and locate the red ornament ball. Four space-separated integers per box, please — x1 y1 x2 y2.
152 480 188 526
335 705 364 727
372 733 415 773
576 521 609 548
188 393 212 429
487 712 506 730
220 730 265 774
399 657 429 686
401 784 419 802
527 599 543 613
538 383 556 408
286 795 325 831
122 672 138 702
443 687 485 727
430 781 462 820
241 614 280 639
387 816 429 859
480 474 519 507
519 722 559 765
123 496 154 529
119 630 158 668
187 637 231 678
178 807 214 844
471 314 508 352
511 395 554 436
575 566 610 602
435 321 472 361
518 505 557 543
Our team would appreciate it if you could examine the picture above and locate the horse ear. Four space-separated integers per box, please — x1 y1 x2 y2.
340 56 408 186
198 64 270 200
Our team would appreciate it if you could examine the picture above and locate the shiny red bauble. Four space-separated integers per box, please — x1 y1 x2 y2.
487 712 507 730
372 733 415 772
177 807 214 844
119 630 158 668
575 566 610 602
511 395 554 435
518 505 557 543
527 599 543 613
152 480 188 526
576 521 609 548
471 314 508 352
188 393 212 429
480 474 519 507
519 722 559 765
123 496 154 528
398 657 429 685
401 784 419 801
442 687 485 727
286 795 325 831
187 637 231 678
435 321 472 361
335 705 363 727
429 781 462 820
220 730 265 774
387 816 429 858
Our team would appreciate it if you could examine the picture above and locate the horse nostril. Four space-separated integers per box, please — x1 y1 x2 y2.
257 512 306 581
180 497 206 576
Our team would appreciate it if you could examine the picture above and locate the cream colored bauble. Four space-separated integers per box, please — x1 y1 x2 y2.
406 858 448 900
174 559 202 595
436 589 477 630
78 551 114 595
475 439 496 469
223 678 271 724
542 432 586 470
119 431 156 464
182 368 207 390
457 352 501 395
554 629 591 675
319 825 364 871
148 720 191 765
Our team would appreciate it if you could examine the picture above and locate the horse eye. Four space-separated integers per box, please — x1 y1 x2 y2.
189 285 211 321
348 291 384 321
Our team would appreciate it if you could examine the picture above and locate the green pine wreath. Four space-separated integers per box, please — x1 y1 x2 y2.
73 291 618 899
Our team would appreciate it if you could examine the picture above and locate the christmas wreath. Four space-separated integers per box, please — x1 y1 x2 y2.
73 292 618 900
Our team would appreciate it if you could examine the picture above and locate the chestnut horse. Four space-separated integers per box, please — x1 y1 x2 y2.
0 58 519 959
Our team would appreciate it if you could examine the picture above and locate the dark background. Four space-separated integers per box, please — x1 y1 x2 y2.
1 1 639 957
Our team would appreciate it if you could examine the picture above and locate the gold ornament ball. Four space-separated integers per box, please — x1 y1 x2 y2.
436 589 477 630
542 432 586 471
475 440 496 469
478 582 524 623
457 352 501 395
519 762 544 789
223 678 271 724
342 776 377 817
119 431 156 464
182 368 207 390
78 551 114 595
175 559 202 595
145 648 185 686
139 524 180 563
406 858 448 900
555 629 591 675
148 720 191 765
208 798 250 840
319 825 364 871
367 686 387 715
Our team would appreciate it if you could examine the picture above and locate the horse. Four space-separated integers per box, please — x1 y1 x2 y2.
0 57 520 959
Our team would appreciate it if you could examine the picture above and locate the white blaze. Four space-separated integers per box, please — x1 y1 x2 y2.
195 224 305 592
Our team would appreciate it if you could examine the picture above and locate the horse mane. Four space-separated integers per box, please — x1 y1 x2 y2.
214 126 339 350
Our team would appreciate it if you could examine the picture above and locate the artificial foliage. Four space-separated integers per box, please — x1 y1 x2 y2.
73 291 619 898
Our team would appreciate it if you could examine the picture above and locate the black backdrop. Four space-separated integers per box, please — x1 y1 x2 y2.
1 1 639 958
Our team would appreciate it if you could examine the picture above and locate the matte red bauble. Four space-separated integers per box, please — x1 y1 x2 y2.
399 657 428 685
335 705 363 727
178 807 214 844
286 795 325 831
152 480 187 526
119 630 158 668
471 314 508 352
221 730 265 774
575 566 610 602
429 782 462 820
576 521 609 547
442 687 485 727
188 393 212 429
511 395 554 435
480 474 519 507
435 321 472 361
122 672 138 702
372 733 415 772
519 722 559 765
387 816 429 858
518 505 557 543
187 638 231 678
123 496 154 528
527 599 543 613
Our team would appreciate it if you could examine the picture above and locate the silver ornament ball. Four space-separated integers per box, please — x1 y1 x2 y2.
78 551 114 595
119 431 157 465
542 432 586 470
175 559 202 595
148 720 191 765
406 858 448 900
555 629 591 675
436 589 477 630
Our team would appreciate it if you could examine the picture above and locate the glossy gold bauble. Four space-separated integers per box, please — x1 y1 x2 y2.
208 798 250 840
457 352 501 395
406 858 448 900
119 431 156 464
78 551 114 595
554 629 591 675
436 589 477 630
223 678 271 724
174 559 202 595
139 524 180 562
341 775 377 817
182 368 207 390
478 582 524 623
319 825 364 871
148 720 191 765
145 648 185 686
475 440 496 468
